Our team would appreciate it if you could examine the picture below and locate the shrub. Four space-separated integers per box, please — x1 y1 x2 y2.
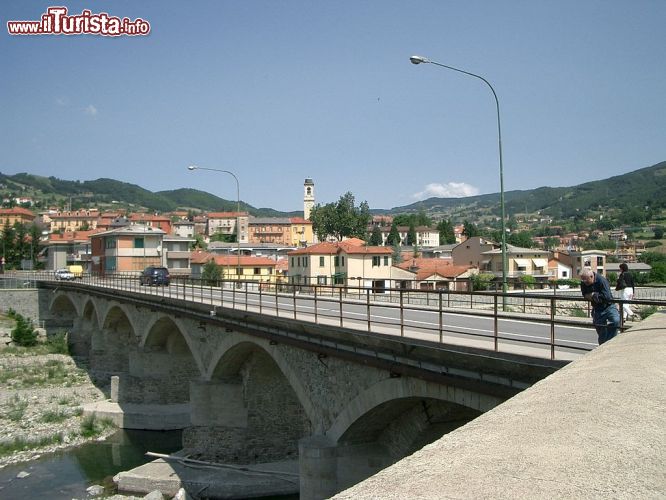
519 275 536 289
471 273 496 291
10 314 38 347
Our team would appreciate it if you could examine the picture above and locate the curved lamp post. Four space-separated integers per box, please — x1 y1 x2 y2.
188 165 242 281
409 55 508 301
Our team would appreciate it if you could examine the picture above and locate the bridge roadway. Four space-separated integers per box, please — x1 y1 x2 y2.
335 309 666 499
76 276 599 360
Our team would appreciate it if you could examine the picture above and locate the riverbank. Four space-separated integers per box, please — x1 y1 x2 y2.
0 322 115 470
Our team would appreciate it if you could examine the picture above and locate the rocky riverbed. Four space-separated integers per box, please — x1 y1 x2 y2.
0 349 114 470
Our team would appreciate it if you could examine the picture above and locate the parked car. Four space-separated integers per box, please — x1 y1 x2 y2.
54 268 75 280
140 266 170 286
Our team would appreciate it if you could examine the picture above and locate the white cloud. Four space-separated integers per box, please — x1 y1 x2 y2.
84 104 98 117
412 182 480 200
55 97 69 106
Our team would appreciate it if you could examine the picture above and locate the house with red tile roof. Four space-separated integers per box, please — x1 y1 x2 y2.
288 239 415 290
190 250 279 282
396 258 474 291
0 207 35 226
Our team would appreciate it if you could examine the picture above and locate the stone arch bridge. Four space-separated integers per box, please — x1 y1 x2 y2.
42 282 564 498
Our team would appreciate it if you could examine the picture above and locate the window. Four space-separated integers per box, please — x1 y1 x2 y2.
384 256 389 266
596 256 603 267
236 267 243 276
317 276 327 285
319 256 325 267
105 237 116 249
254 267 260 275
334 256 339 266
134 237 144 249
372 256 380 267
291 257 295 267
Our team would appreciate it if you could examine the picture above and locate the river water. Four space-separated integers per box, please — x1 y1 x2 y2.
0 429 182 499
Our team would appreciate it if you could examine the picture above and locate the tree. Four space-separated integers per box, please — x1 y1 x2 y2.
190 234 207 250
310 192 371 242
386 222 401 247
369 226 383 246
406 221 417 246
202 259 222 285
654 226 664 240
462 220 479 238
507 231 535 248
543 237 560 250
392 244 403 264
11 313 38 347
437 219 456 245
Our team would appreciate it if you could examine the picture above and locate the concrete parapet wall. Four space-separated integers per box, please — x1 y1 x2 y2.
335 310 666 499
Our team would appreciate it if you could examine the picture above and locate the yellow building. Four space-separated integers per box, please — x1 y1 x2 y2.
0 207 36 226
191 251 279 283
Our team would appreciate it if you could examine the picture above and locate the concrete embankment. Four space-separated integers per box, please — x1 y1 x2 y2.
335 310 666 499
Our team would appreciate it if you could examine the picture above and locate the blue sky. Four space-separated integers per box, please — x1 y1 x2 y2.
2 1 665 212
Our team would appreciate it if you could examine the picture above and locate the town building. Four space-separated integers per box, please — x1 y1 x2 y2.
40 230 99 271
554 250 608 278
48 209 99 233
288 238 409 291
190 251 279 282
206 212 249 244
162 235 195 275
396 257 474 291
90 225 165 274
0 207 36 226
481 244 551 281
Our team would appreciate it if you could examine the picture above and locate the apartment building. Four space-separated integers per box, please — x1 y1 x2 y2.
0 207 36 226
90 225 165 274
206 212 249 243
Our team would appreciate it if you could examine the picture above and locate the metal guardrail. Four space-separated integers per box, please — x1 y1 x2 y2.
1 271 664 361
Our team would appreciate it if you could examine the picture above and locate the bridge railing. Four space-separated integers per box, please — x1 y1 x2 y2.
2 271 664 360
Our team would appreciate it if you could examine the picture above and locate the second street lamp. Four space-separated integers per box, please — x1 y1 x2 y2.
409 55 508 303
187 165 242 282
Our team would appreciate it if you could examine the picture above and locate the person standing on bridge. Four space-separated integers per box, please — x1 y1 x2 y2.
580 268 620 345
615 262 636 322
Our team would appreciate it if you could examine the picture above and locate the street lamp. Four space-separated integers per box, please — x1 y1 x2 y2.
409 55 508 301
187 165 242 282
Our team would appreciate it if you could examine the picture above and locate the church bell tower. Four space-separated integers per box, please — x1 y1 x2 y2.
304 178 315 220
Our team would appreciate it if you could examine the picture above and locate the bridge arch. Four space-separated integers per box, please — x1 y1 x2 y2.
141 315 204 374
207 334 316 426
49 292 79 319
91 304 137 377
327 377 493 445
188 336 314 464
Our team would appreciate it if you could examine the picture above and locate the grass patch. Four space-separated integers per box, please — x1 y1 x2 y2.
0 360 87 389
40 409 69 424
6 394 28 422
80 414 115 438
0 433 64 458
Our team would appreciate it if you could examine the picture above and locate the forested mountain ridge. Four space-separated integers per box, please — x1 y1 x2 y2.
383 161 666 222
1 161 664 222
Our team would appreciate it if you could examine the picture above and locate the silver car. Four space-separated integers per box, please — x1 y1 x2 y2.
54 268 75 280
